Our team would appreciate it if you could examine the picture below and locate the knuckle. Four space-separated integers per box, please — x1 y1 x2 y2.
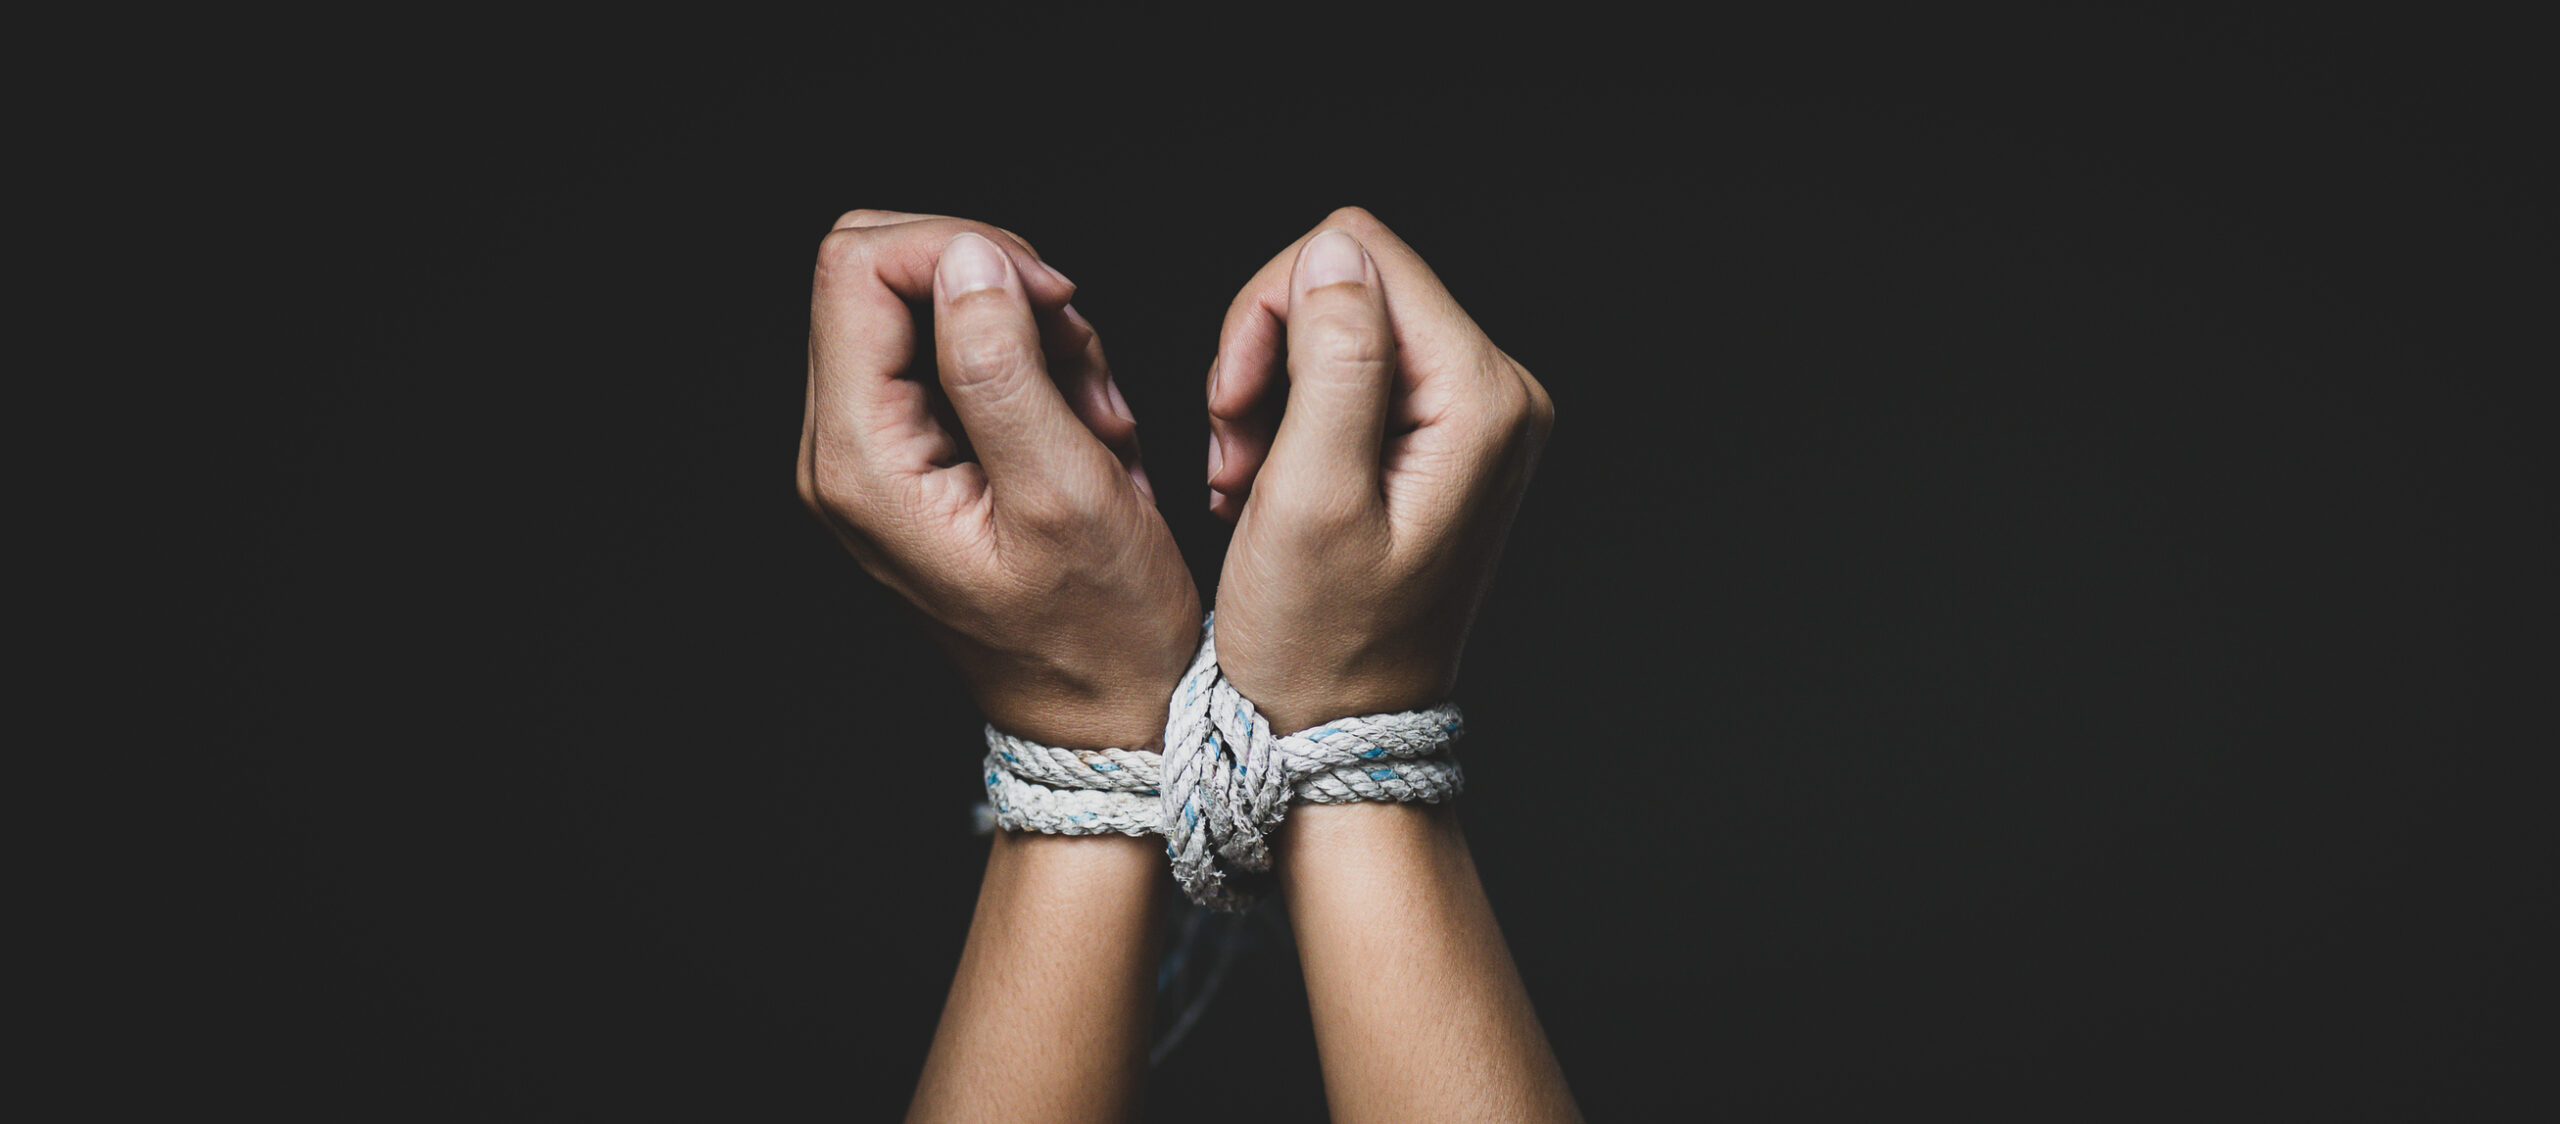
808 474 866 521
1525 386 1557 440
1086 405 1138 447
812 227 871 286
802 432 870 516
1461 381 1544 449
1006 487 1102 541
794 464 821 514
1323 205 1384 234
1507 404 1548 446
1207 389 1255 423
1513 364 1556 434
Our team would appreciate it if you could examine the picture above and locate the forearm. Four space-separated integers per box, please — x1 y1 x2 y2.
1276 802 1581 1123
907 829 1165 1123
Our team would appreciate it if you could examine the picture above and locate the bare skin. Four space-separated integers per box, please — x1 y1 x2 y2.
1278 803 1582 1122
911 831 1164 1123
799 210 1198 750
798 210 1190 1120
1207 208 1579 1122
801 206 1577 1121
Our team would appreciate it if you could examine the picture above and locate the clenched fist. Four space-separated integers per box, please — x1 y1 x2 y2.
797 211 1200 750
1205 208 1554 732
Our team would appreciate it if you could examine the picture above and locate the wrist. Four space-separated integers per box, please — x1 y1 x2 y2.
975 669 1182 751
1222 656 1458 734
1209 602 1464 733
1274 802 1468 893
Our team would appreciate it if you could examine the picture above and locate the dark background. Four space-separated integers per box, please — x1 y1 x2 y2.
151 7 2552 1119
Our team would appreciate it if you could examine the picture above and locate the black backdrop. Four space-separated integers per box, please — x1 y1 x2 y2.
162 8 2552 1119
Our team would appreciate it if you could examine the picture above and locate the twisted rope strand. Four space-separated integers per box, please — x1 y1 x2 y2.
979 613 1465 909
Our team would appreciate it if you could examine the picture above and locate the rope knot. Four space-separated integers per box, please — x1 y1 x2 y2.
982 612 1465 910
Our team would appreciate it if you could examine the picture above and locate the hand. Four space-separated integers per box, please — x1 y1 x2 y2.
1205 207 1554 732
798 210 1200 750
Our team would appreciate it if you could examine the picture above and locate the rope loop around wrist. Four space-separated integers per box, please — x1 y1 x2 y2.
979 612 1465 910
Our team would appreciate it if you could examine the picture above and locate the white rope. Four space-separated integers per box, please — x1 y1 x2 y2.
980 612 1465 910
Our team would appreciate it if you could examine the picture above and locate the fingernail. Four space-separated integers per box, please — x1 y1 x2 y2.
1105 378 1134 424
1037 259 1074 289
1061 302 1093 331
1297 229 1366 290
939 233 1008 296
1207 355 1222 401
1209 486 1228 512
1207 433 1225 484
1130 463 1156 503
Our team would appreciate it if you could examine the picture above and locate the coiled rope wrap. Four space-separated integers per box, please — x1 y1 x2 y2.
981 613 1465 911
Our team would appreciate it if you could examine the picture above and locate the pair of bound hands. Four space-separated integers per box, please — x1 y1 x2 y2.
797 207 1552 753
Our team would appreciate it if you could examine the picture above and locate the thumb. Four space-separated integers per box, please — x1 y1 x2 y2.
1263 228 1394 514
932 232 1120 506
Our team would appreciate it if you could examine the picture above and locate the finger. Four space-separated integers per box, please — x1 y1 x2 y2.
1262 228 1394 507
1205 258 1291 505
831 208 924 230
808 218 1077 480
846 212 1121 475
808 232 946 506
1205 351 1278 520
1208 474 1245 522
1208 207 1504 506
1041 302 1151 500
829 207 1049 270
1211 208 1495 403
932 232 1123 503
822 213 1076 320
